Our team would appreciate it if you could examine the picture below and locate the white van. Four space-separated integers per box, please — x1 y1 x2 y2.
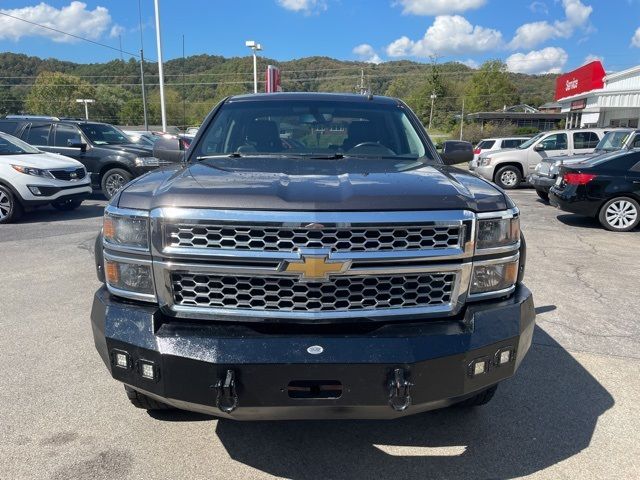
474 129 607 189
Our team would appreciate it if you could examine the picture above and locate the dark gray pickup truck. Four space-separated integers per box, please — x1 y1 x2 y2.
91 93 535 420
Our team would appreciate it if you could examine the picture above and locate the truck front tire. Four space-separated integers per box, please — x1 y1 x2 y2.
456 385 498 407
495 166 522 189
124 385 174 411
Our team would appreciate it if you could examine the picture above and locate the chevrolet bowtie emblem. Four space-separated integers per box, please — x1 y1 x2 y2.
283 255 351 281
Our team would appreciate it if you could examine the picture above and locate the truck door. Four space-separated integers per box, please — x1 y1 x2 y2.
572 131 600 156
527 133 569 172
21 122 52 149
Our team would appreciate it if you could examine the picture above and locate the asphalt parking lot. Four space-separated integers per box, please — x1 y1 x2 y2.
1 189 639 480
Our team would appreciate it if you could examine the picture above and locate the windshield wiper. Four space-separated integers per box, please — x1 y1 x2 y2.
307 153 344 160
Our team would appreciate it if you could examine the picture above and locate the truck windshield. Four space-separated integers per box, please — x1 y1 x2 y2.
79 124 131 145
517 133 544 149
0 132 42 155
193 99 432 161
596 131 631 151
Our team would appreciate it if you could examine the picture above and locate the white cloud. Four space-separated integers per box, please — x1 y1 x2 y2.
352 44 382 64
0 1 112 43
583 54 602 64
632 27 640 47
460 59 479 69
109 25 125 39
386 15 503 58
506 47 568 74
509 0 593 49
276 0 327 14
529 1 549 15
395 0 486 16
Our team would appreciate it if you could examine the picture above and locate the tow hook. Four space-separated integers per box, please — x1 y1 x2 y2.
215 369 239 413
388 368 413 412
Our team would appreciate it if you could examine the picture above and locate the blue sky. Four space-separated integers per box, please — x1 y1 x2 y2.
0 0 639 74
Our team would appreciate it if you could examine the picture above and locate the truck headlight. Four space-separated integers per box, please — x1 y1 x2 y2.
134 156 160 167
476 215 520 250
471 257 519 295
104 255 156 301
103 207 149 251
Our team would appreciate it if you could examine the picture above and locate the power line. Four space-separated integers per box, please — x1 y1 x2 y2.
0 11 140 58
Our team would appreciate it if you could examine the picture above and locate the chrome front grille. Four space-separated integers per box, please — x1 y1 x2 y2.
165 224 462 253
171 272 456 313
151 209 476 321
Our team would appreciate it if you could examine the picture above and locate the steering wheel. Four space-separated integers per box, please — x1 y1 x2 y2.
348 142 396 155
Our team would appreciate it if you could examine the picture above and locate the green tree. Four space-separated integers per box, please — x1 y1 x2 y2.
25 72 95 117
465 60 519 113
0 87 23 115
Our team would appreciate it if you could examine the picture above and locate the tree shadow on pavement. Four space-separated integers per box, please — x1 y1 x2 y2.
214 326 613 480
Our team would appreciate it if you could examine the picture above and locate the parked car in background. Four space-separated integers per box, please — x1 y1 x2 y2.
549 150 640 231
0 117 168 199
469 137 530 171
185 126 199 136
0 132 91 223
474 128 607 189
529 129 640 200
122 130 159 148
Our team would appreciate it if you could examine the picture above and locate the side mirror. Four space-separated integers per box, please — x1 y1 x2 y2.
67 137 87 153
152 137 184 163
440 140 473 165
534 143 545 151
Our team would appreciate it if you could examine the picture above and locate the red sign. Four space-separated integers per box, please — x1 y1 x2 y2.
570 99 587 111
555 61 605 101
265 65 282 93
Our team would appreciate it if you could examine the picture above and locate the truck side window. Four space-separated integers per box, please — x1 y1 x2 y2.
54 124 81 147
539 133 567 150
0 121 19 135
573 132 599 149
23 123 52 146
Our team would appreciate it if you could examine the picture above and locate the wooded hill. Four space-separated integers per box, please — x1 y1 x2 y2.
0 52 557 130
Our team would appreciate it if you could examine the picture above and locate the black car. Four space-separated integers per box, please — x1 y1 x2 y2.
549 150 640 231
91 93 534 420
0 117 169 199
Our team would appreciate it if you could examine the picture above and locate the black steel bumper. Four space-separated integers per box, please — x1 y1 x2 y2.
527 174 555 192
91 286 535 420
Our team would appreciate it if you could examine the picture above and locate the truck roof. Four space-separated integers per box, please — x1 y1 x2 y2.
227 92 401 106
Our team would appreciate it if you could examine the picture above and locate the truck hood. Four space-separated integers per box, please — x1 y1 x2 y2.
6 152 84 169
98 143 152 156
116 156 510 212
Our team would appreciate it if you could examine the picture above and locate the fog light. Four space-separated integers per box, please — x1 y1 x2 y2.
468 357 490 377
28 186 42 196
495 347 515 366
138 360 156 380
112 350 131 369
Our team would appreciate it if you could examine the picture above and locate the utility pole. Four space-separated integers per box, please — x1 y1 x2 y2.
428 92 437 130
182 34 186 131
138 0 148 130
76 99 95 120
153 0 167 132
245 40 263 94
358 69 365 94
460 98 465 141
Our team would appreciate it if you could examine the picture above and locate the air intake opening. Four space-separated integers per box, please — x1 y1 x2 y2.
287 380 343 399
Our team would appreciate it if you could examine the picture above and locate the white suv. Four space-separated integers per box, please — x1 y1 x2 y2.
469 137 531 171
0 132 92 223
474 128 607 189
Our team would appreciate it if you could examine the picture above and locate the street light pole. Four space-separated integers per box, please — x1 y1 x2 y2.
76 98 95 120
428 92 437 130
245 40 263 94
154 0 167 132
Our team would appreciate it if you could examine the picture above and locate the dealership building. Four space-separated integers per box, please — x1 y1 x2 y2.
556 61 640 129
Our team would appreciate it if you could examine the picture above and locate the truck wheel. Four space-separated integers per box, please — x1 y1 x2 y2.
51 198 83 211
101 168 132 200
535 189 549 202
598 197 640 232
457 385 498 407
494 166 521 189
0 185 23 224
124 385 174 411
